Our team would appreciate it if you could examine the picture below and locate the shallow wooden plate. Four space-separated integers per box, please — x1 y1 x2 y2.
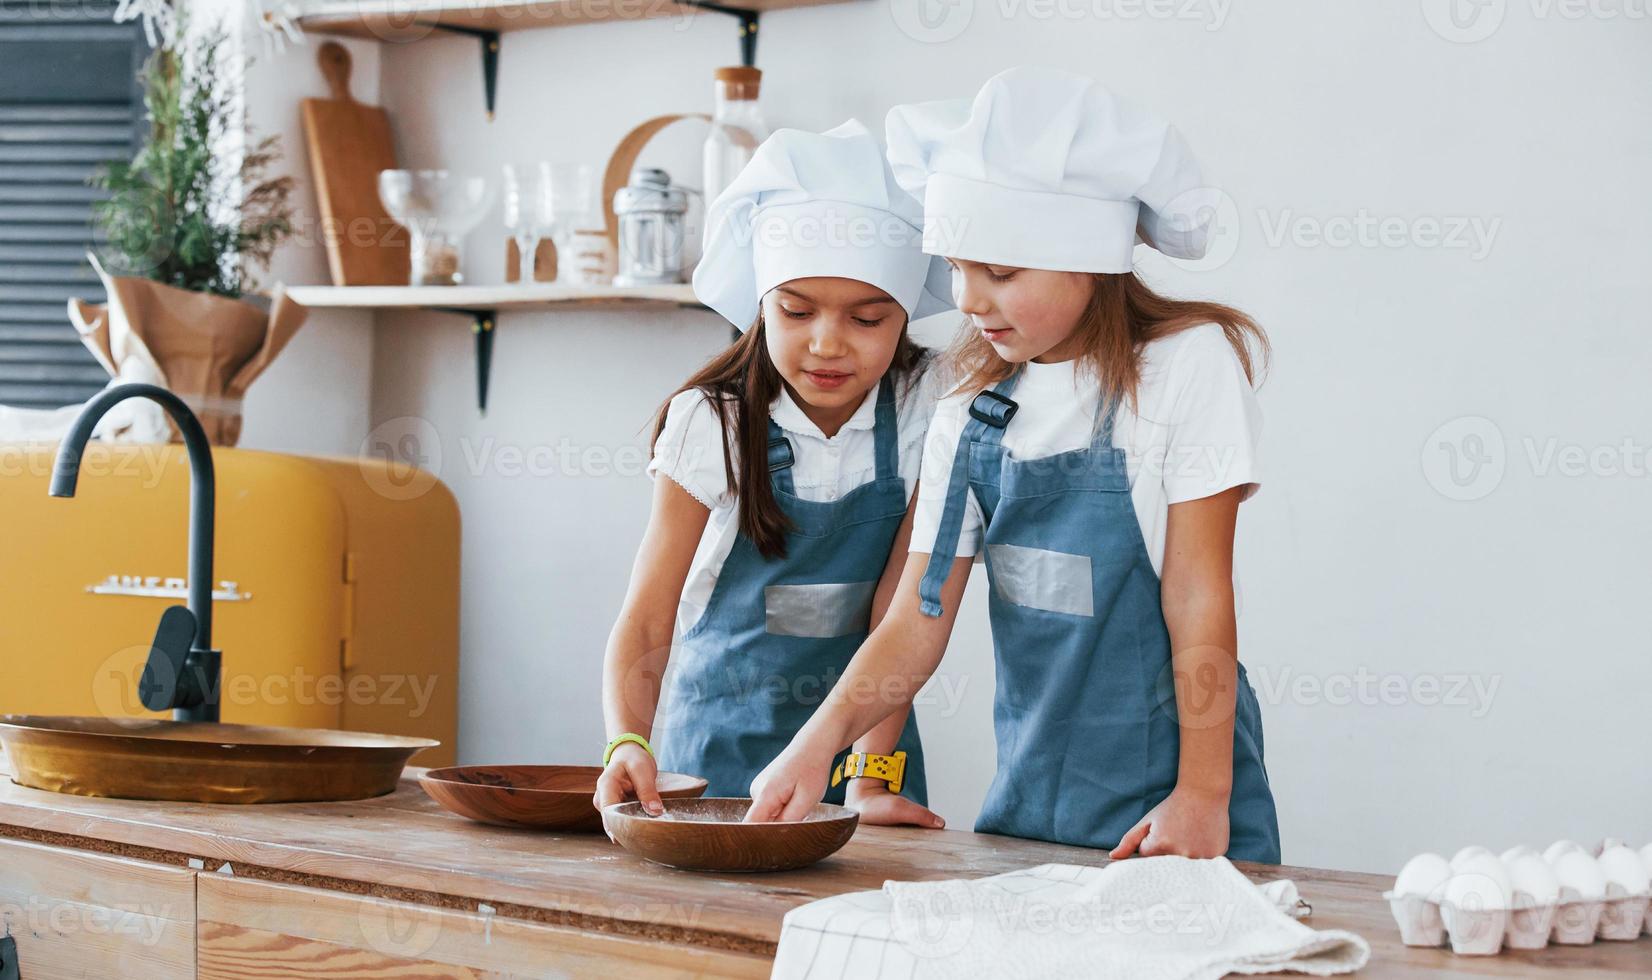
602 797 859 872
419 764 707 832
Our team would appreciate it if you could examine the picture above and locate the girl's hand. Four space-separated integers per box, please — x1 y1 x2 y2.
593 741 664 817
845 779 946 829
744 745 833 823
1108 786 1231 860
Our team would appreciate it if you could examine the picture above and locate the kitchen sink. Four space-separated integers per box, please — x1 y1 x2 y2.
0 715 436 804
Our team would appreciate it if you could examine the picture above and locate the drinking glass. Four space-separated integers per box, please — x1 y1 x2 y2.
543 163 595 285
502 162 552 285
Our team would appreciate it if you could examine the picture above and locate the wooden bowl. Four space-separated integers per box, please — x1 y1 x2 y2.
602 797 859 872
420 765 707 832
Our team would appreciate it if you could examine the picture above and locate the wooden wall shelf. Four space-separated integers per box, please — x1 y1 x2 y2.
297 0 845 39
286 283 705 311
296 0 859 117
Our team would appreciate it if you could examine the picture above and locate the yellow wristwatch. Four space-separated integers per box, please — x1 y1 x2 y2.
830 750 906 794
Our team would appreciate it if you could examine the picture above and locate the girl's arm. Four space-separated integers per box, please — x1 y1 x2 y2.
746 544 974 823
594 476 710 815
843 490 947 828
1110 483 1245 859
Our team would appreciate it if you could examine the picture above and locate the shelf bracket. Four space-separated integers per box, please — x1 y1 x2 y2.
429 25 502 119
433 307 498 414
679 1 760 65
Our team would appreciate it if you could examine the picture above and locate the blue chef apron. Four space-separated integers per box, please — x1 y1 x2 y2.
656 376 928 806
916 368 1278 862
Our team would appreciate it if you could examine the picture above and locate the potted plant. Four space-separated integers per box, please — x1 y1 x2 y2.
69 7 308 446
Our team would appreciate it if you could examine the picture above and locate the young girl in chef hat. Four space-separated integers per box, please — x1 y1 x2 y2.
746 68 1282 863
595 120 954 829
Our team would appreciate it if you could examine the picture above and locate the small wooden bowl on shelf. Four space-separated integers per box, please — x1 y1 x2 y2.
602 797 859 872
419 765 707 832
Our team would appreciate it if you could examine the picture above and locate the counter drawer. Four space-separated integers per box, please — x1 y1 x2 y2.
196 874 770 979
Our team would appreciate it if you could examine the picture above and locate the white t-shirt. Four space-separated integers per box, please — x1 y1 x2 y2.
910 323 1263 578
650 353 946 636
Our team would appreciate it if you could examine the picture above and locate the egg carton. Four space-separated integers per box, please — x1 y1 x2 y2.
1385 889 1649 955
1384 841 1652 957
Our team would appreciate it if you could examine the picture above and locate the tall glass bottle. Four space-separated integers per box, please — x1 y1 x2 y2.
701 67 768 208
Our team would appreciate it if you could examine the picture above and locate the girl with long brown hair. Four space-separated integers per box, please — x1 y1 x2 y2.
596 121 954 828
748 68 1284 864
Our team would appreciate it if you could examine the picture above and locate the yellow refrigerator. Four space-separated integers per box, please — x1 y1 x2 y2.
0 444 459 766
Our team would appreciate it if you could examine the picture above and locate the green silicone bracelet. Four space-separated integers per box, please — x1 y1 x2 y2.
603 732 653 766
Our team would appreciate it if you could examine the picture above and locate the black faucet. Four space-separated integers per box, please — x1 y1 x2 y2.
49 382 221 723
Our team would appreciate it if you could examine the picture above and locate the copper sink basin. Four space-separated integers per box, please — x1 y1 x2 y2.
0 715 438 804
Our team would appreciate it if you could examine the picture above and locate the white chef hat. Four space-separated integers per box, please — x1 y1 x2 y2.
886 66 1217 273
693 119 954 331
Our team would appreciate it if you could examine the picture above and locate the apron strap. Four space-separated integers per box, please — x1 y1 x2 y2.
871 376 899 482
766 418 796 496
916 371 1021 617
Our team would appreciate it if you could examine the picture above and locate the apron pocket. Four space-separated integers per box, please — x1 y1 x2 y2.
986 543 1094 617
764 581 878 638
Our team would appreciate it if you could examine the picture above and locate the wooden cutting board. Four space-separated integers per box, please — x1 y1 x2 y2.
300 41 409 286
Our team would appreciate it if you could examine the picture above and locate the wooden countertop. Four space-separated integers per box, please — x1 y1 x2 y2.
0 757 1645 977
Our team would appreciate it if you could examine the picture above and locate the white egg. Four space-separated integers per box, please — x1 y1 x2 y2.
1640 843 1652 877
1444 865 1512 911
1499 845 1537 865
1450 845 1493 869
1549 849 1607 900
1394 852 1453 898
1597 845 1651 896
1544 839 1585 864
1504 852 1561 905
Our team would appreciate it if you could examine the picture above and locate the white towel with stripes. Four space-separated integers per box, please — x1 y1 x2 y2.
772 857 1369 980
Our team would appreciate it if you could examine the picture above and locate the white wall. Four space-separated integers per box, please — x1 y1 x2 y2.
235 12 378 455
242 1 1652 874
